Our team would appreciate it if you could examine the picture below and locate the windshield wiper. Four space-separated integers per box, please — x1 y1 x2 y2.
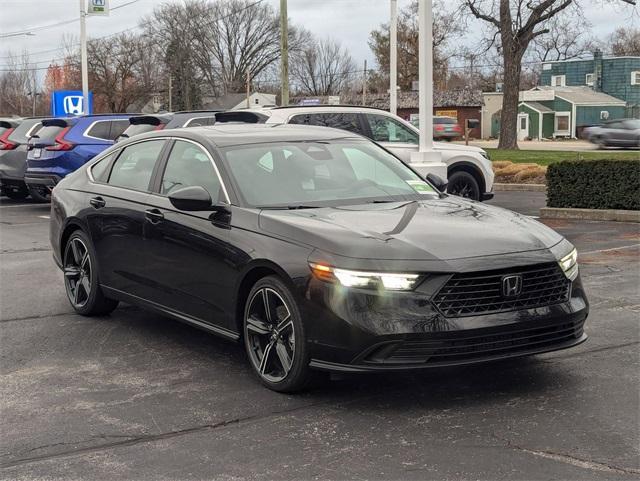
257 205 319 210
286 205 318 210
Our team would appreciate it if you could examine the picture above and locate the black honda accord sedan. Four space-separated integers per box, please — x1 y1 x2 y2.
50 124 588 392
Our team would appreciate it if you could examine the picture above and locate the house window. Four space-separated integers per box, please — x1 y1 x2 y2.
600 111 609 120
551 75 566 87
631 71 640 85
554 112 571 136
585 73 594 86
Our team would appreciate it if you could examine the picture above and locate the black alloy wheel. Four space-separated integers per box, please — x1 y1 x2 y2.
63 231 119 316
243 276 312 392
447 171 481 201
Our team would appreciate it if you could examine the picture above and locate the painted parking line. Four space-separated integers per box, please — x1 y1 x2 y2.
581 243 640 255
38 215 50 219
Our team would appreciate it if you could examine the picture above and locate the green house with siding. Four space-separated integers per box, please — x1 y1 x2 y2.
517 86 627 140
539 52 640 114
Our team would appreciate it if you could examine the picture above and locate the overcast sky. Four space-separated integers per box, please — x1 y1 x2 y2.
0 0 637 73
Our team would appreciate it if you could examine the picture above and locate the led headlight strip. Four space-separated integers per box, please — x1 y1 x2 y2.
309 263 420 291
558 248 578 280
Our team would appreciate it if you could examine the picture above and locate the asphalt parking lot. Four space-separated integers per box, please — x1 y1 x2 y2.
1 192 639 481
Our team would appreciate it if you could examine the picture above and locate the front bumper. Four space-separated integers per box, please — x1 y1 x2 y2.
301 271 588 372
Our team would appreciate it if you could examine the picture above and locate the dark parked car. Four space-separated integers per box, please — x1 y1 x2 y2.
0 117 44 199
25 114 131 202
116 111 221 142
50 124 588 392
583 119 640 149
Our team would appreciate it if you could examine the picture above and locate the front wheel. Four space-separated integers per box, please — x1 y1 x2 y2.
63 230 119 316
447 171 481 201
243 276 312 392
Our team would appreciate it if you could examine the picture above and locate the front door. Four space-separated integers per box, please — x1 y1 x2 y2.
142 139 237 331
517 114 529 141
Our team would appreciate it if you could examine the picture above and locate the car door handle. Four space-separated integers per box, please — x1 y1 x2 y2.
145 209 164 223
89 196 106 209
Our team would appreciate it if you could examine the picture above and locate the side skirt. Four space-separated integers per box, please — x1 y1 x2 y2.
101 285 240 342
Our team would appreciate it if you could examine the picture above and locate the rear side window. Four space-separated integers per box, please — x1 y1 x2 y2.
108 140 164 191
184 117 215 127
90 152 116 182
289 113 365 136
85 121 111 140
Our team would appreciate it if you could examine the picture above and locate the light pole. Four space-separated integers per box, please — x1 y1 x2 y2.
409 0 446 179
79 0 89 114
389 0 397 116
280 0 289 106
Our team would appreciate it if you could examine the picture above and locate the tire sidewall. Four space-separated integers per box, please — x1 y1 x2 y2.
243 275 310 392
64 230 102 315
447 171 480 201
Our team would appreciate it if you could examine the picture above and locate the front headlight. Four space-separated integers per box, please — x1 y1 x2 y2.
558 248 578 280
309 263 420 291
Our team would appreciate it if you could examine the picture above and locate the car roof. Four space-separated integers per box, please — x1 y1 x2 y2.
124 123 362 148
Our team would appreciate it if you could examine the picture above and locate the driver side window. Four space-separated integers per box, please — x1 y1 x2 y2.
160 140 221 202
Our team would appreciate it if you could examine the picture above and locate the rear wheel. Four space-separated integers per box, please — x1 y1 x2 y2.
63 230 118 316
28 184 51 203
447 171 481 201
243 276 312 392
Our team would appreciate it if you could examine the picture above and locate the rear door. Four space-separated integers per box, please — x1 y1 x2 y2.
140 139 236 331
86 138 168 301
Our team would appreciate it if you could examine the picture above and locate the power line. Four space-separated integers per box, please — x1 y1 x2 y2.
0 0 142 38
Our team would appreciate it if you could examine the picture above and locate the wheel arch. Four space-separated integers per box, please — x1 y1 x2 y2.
233 260 296 336
59 218 87 257
447 160 486 195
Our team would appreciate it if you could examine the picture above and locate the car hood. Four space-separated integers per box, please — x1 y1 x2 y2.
259 197 563 262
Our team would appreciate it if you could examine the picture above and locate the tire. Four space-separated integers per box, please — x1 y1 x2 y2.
243 276 313 393
447 171 481 201
594 136 608 150
63 230 119 316
28 184 51 203
4 186 29 200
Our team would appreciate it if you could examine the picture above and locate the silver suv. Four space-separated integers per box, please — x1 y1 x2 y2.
216 106 494 201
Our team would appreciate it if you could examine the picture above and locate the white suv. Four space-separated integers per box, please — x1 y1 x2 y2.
216 106 494 201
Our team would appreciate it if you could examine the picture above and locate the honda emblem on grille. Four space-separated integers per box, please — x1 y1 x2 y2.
501 275 523 297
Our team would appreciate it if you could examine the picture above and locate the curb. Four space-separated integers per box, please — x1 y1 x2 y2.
540 207 640 223
493 183 547 192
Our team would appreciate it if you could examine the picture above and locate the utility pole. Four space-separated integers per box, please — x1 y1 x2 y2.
389 0 398 116
409 0 446 179
362 60 367 106
168 74 173 111
246 69 251 108
79 0 89 114
31 72 37 116
280 0 289 106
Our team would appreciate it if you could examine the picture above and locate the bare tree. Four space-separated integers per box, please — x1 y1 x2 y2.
608 26 640 55
368 0 462 92
464 0 636 150
529 14 595 62
0 51 38 116
291 37 356 96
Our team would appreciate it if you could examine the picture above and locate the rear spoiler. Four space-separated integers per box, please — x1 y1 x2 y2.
41 118 71 128
214 111 268 124
0 119 20 129
129 115 173 126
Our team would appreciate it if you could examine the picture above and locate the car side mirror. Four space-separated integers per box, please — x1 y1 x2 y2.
168 186 213 211
426 173 448 193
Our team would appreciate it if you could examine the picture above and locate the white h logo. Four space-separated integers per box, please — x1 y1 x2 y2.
63 96 84 115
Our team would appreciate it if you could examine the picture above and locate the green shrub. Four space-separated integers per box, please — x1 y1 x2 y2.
547 160 640 211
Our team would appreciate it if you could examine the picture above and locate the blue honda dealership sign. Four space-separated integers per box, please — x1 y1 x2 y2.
51 90 93 116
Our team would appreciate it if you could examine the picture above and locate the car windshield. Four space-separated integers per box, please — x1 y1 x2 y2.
221 140 438 208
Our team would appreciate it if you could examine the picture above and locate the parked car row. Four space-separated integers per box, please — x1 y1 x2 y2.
0 110 220 202
1 106 495 203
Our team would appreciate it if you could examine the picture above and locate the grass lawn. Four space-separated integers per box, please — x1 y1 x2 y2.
487 149 640 166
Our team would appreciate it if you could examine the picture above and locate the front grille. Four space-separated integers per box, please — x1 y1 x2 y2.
369 319 584 365
433 263 571 318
